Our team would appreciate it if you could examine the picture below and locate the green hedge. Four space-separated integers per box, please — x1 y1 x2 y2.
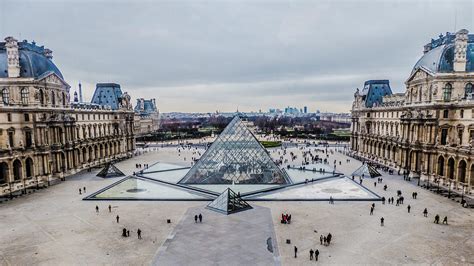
260 141 282 148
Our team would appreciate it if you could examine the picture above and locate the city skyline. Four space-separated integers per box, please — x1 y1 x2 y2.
1 0 473 112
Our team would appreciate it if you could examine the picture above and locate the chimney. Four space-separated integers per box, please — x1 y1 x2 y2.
4 37 20 78
78 82 83 102
454 29 469 72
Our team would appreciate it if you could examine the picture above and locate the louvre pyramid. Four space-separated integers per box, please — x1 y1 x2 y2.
206 188 252 215
96 163 126 178
351 163 381 178
179 116 291 184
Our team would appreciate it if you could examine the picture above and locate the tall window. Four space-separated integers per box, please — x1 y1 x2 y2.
441 128 448 145
21 87 29 105
8 131 14 148
443 83 452 101
2 88 9 105
443 110 449 118
25 131 32 147
465 83 473 98
458 129 463 145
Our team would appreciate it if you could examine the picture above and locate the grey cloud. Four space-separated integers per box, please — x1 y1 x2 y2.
1 0 473 112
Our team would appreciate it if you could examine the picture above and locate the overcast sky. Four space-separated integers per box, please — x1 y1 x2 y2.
1 0 473 113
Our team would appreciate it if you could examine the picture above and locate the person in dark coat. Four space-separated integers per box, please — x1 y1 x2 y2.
294 246 298 258
116 215 120 223
314 249 319 261
198 213 202 223
137 228 142 239
309 249 314 260
194 215 198 223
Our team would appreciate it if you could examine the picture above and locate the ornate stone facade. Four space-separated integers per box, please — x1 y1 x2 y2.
134 98 160 135
0 37 135 197
351 29 474 193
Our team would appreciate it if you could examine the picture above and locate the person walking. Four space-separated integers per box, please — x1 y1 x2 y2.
198 213 202 223
108 205 112 213
194 215 198 223
442 216 448 225
294 246 298 258
309 249 314 260
127 230 130 237
370 206 374 215
407 205 411 213
320 235 323 245
116 215 120 223
83 187 86 193
434 214 440 224
382 197 385 204
327 233 332 245
137 228 142 239
314 249 319 261
95 205 99 213
380 217 384 226
423 208 428 217
79 188 82 195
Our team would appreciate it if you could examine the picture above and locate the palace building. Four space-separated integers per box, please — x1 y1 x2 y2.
134 98 159 136
351 29 474 194
0 37 135 198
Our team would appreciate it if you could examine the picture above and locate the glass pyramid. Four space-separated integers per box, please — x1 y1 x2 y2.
351 163 382 178
207 188 252 214
179 116 291 185
96 163 126 178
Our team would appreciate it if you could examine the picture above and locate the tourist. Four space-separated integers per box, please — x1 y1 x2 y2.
137 228 142 239
391 197 394 204
116 215 120 223
199 213 202 223
383 184 387 191
79 188 82 195
315 249 319 261
327 233 332 245
370 206 374 215
442 216 448 225
294 246 298 258
423 208 428 217
108 205 112 213
83 187 86 193
309 249 314 260
320 235 323 245
434 214 440 224
407 205 411 213
380 217 384 226
374 182 376 187
414 192 418 199
122 228 127 237
382 197 386 204
396 199 399 206
323 236 327 245
127 230 130 237
96 205 99 213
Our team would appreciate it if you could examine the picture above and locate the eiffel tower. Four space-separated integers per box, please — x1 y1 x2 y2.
179 116 291 184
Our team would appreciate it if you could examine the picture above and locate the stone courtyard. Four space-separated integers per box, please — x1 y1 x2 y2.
0 142 473 265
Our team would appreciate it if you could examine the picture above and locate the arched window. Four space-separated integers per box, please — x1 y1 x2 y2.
62 92 66 106
443 83 452 101
51 92 56 106
39 89 44 105
21 87 29 105
465 83 473 99
2 88 9 105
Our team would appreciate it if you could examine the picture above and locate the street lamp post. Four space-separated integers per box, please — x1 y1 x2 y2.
461 183 465 204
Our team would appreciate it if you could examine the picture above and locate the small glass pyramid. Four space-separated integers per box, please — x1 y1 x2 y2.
179 116 291 185
351 163 381 178
96 163 126 178
207 188 252 214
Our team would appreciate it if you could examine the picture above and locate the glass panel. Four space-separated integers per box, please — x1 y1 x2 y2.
180 117 291 184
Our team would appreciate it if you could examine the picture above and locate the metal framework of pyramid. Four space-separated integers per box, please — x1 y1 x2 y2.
351 163 381 178
96 163 126 178
206 188 252 214
179 116 291 185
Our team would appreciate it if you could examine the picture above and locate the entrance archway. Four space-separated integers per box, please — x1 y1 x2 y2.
25 157 34 178
13 159 22 181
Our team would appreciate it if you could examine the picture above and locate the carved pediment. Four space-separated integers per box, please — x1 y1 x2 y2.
37 72 70 89
406 67 434 83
